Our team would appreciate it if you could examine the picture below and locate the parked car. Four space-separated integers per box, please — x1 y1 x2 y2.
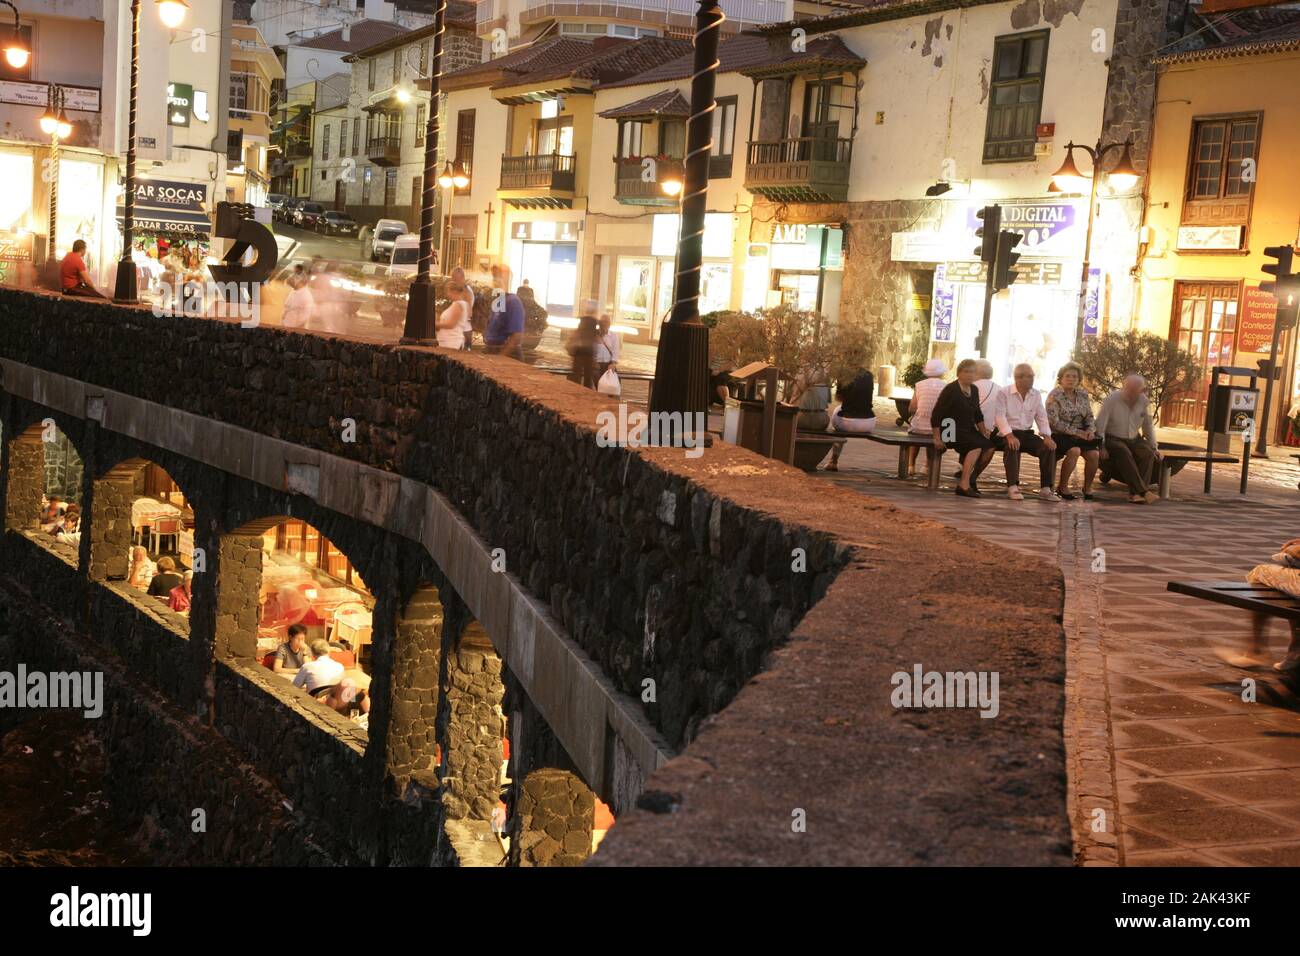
278 197 305 225
366 218 408 262
294 202 326 229
319 210 359 237
388 233 422 276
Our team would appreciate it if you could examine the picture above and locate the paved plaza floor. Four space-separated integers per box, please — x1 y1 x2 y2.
813 431 1300 866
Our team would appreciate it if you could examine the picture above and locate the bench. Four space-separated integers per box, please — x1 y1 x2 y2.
1099 443 1237 499
1166 580 1300 694
860 430 946 490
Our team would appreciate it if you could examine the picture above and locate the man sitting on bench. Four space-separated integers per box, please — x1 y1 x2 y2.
990 364 1059 502
1096 374 1162 505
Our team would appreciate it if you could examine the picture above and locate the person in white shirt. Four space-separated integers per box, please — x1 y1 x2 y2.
436 280 471 350
281 272 315 329
991 363 1059 501
593 315 621 379
293 639 345 693
906 358 947 476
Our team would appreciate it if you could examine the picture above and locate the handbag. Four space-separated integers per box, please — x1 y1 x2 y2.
597 367 621 397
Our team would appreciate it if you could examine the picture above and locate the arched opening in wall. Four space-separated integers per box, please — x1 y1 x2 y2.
94 458 194 610
218 516 374 724
4 419 84 553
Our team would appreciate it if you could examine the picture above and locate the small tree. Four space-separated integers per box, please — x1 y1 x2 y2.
1072 330 1202 423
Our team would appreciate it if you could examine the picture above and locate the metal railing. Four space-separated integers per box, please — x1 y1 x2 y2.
614 156 683 203
500 153 576 191
501 0 786 26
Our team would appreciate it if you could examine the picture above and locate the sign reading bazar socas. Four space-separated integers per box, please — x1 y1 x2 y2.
1239 284 1279 354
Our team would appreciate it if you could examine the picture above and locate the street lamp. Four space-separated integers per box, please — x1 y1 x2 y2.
1048 137 1139 344
402 0 448 342
0 1 29 70
437 159 469 269
649 0 722 431
114 0 188 303
41 86 71 264
660 174 683 198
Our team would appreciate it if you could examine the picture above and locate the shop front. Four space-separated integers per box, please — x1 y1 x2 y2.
506 217 581 319
893 197 1092 386
114 177 214 297
743 222 844 317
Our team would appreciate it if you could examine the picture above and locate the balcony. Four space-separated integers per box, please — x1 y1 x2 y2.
614 156 683 206
513 0 786 33
284 140 312 161
367 136 402 167
499 153 576 208
744 137 852 203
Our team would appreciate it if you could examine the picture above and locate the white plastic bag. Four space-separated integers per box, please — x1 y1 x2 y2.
597 368 621 397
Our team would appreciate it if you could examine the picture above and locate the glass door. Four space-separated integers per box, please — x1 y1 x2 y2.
1167 281 1241 428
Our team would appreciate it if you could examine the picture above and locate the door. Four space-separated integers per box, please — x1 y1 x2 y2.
519 241 552 305
384 168 398 210
335 179 346 210
1167 281 1241 428
802 81 839 162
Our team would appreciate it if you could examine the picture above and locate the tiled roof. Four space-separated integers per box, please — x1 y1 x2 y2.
601 33 864 89
501 36 694 88
1156 5 1300 63
754 0 1008 36
442 37 597 86
598 89 691 119
294 19 410 53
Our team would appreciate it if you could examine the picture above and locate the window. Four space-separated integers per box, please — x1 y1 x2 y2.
322 123 331 160
352 118 360 155
982 30 1048 163
660 121 686 159
415 104 426 146
1182 114 1261 238
392 49 401 83
709 96 737 178
341 119 349 156
229 73 249 118
419 41 429 75
455 109 475 195
368 58 376 91
618 121 645 158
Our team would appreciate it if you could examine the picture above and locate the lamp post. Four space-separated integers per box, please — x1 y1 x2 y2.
114 0 189 304
0 0 30 71
1049 137 1139 345
649 0 722 429
40 85 72 264
402 0 447 342
438 159 469 269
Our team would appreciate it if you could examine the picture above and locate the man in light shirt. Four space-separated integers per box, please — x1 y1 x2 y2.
991 364 1059 501
1096 374 1162 504
293 639 345 693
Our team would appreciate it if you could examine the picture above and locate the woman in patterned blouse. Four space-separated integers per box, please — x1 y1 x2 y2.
1046 362 1102 500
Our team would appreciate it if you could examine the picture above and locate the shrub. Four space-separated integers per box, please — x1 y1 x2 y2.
1072 330 1202 423
901 361 927 388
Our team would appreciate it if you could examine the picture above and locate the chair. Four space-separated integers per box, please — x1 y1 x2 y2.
327 602 370 645
150 517 181 554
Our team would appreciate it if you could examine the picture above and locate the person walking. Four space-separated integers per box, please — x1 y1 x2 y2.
484 265 526 360
567 300 599 388
593 314 621 381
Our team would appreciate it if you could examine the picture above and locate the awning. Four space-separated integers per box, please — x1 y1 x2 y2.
598 90 690 121
272 105 312 134
115 177 212 239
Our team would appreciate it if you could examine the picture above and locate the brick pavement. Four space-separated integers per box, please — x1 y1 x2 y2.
815 435 1300 866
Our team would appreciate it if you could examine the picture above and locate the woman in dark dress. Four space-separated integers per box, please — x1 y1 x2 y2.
930 358 996 497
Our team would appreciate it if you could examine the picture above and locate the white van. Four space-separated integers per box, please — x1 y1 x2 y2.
367 218 408 262
388 233 423 276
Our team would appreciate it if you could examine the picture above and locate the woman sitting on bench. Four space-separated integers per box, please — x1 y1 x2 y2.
1238 539 1300 687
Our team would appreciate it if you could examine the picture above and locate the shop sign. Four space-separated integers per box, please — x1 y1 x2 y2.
116 179 211 237
0 230 34 262
511 220 579 242
0 80 100 111
770 223 843 271
1083 267 1101 336
1177 225 1242 251
940 260 1064 286
651 213 732 258
964 201 1077 249
1239 284 1279 353
167 83 193 127
931 264 954 343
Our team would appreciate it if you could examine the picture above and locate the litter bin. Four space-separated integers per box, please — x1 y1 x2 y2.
724 397 798 464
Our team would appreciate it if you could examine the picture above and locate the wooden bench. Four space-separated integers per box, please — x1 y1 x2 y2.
1156 450 1238 499
1166 580 1300 694
860 430 946 490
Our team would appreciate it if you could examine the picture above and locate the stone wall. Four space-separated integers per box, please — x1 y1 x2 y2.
511 768 594 868
441 631 505 823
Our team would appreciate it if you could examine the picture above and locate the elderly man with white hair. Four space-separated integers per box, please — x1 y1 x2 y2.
991 363 1058 501
1095 373 1162 504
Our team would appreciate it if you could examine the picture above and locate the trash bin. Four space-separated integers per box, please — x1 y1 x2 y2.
727 397 798 464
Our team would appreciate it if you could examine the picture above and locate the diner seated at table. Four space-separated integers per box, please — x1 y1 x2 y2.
168 571 193 613
51 505 81 544
322 678 370 720
260 585 311 631
271 624 310 673
147 556 184 599
293 639 345 693
128 545 156 590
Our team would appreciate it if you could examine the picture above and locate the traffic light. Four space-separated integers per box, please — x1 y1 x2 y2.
974 204 1001 264
993 230 1023 291
1262 245 1298 330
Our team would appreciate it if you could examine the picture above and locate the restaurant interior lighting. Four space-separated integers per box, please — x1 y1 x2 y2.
1106 142 1140 193
1050 147 1091 194
157 0 189 29
1 0 28 69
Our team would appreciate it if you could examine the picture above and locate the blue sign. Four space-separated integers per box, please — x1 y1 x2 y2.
931 264 955 343
966 201 1077 249
1083 267 1101 335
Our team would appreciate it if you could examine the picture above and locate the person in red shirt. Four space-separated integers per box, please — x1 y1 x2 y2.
60 240 105 297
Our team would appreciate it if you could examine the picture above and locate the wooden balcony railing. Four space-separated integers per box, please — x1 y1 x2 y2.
614 156 683 205
499 152 576 192
366 136 402 167
744 136 852 202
